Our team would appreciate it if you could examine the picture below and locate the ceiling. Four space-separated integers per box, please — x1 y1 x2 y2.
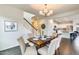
2 4 79 18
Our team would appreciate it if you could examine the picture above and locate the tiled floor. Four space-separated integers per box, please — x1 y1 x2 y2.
0 38 78 55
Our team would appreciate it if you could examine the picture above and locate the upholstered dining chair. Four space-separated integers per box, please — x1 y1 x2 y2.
17 36 37 55
38 35 62 55
56 35 62 50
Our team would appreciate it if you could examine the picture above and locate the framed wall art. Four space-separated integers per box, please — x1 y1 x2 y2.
4 21 18 32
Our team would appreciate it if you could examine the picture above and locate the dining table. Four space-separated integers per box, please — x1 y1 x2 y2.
28 35 58 49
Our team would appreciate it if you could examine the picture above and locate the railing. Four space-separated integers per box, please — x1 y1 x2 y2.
23 18 37 31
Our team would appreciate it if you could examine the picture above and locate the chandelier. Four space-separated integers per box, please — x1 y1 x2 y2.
39 4 53 16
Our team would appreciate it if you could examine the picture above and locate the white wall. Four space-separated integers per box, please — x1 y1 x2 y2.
0 5 32 51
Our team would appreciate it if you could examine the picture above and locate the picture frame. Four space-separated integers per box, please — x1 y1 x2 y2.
4 21 18 32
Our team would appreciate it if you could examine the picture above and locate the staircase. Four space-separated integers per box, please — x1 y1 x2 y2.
21 12 39 37
23 18 37 31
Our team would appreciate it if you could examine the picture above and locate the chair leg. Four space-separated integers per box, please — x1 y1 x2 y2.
55 48 60 55
55 51 57 55
58 48 60 55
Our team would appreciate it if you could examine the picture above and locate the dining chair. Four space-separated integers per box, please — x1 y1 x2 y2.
56 35 62 50
55 35 62 54
17 36 37 55
38 35 62 55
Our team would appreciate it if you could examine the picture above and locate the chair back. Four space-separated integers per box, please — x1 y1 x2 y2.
56 35 62 49
48 35 62 55
48 38 58 55
17 36 26 55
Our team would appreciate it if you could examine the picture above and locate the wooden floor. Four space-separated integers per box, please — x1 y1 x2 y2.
57 38 75 55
